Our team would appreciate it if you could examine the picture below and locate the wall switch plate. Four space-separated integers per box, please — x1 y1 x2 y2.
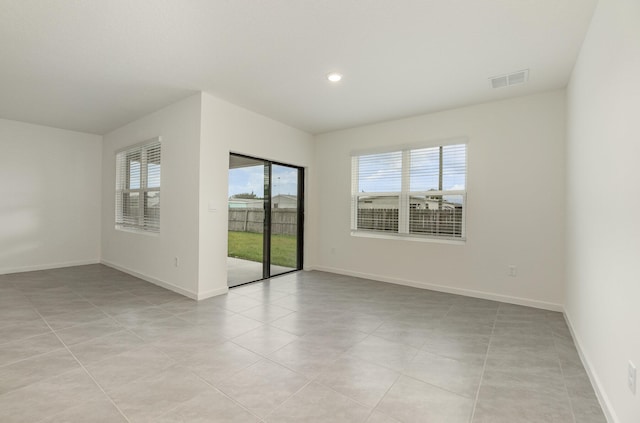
508 265 517 277
174 257 179 268
629 361 637 394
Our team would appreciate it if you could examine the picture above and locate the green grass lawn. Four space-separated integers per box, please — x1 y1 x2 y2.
227 231 297 268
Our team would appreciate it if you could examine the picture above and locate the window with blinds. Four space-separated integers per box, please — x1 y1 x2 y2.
351 141 466 240
115 138 161 233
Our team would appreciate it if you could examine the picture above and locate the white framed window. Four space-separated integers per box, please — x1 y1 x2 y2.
115 137 161 233
351 139 467 241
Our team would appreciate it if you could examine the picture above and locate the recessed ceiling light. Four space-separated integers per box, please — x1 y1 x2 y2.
327 72 343 82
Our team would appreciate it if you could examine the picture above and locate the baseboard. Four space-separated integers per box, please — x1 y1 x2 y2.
312 265 564 312
564 310 619 423
197 287 229 300
100 260 198 300
0 259 101 276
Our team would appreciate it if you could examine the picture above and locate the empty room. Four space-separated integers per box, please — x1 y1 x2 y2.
0 0 638 422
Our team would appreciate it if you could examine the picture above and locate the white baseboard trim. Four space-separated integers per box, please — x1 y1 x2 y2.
100 260 198 300
197 287 229 300
564 310 619 423
312 265 563 312
0 259 101 276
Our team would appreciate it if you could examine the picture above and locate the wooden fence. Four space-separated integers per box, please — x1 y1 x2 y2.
357 208 399 232
357 208 463 237
228 208 298 236
230 207 462 237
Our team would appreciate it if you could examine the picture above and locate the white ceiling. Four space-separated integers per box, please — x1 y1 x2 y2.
0 0 597 135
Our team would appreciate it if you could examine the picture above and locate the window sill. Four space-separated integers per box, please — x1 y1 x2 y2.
350 230 465 245
115 226 160 237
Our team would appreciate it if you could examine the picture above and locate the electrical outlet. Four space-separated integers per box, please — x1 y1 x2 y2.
331 247 336 254
508 265 517 277
629 361 637 394
174 257 179 268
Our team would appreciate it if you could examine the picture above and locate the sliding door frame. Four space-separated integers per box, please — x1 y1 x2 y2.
228 153 304 286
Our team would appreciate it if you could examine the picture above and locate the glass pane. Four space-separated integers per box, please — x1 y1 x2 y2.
409 147 440 191
270 165 299 277
122 192 140 226
357 195 399 232
146 145 161 188
409 144 467 192
144 191 160 231
408 194 463 238
147 164 161 188
442 144 466 190
358 151 402 193
227 156 266 287
127 155 141 189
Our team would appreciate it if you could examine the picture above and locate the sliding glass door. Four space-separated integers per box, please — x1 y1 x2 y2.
227 154 303 287
270 164 302 277
227 155 266 286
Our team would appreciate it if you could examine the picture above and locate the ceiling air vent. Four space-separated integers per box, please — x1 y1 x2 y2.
490 69 529 88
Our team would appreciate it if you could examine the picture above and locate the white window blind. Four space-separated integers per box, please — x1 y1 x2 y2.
351 141 466 240
115 138 161 233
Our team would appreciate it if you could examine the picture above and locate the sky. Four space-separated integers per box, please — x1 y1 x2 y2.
228 164 298 198
358 144 466 193
225 145 465 199
128 162 160 189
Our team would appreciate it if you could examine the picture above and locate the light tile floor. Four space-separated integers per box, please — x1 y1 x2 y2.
0 265 606 422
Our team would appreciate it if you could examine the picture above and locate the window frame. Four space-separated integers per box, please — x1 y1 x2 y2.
115 137 161 234
351 138 467 242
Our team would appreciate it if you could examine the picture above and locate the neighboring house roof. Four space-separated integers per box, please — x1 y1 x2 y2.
272 194 298 208
272 194 297 201
358 195 461 209
228 196 263 208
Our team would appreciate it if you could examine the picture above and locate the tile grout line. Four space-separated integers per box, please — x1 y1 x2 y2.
183 365 276 422
347 334 419 374
0 324 56 347
261 323 472 420
468 304 499 423
278 351 402 419
50 293 156 348
398 371 482 402
554 334 579 423
202 341 376 422
261 343 336 378
314 380 381 418
363 372 403 421
57 289 213 349
0 341 67 370
263 379 315 421
31 308 133 423
50 287 263 422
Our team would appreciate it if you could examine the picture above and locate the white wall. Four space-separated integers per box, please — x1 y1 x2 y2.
99 91 313 299
313 91 566 309
198 93 314 298
101 95 202 297
565 0 640 421
0 118 101 274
